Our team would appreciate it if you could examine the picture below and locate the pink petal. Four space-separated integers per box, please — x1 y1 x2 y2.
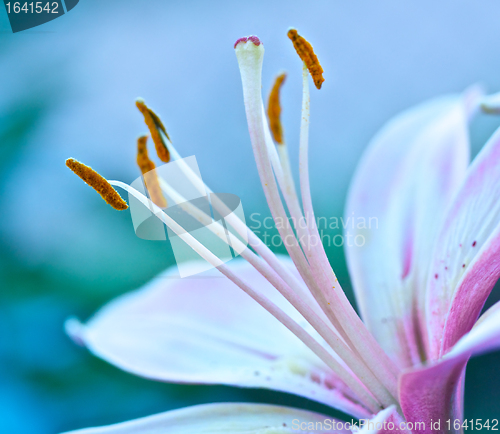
446 300 500 357
345 90 476 368
399 359 466 434
426 126 500 358
66 258 370 418
61 403 351 433
400 303 500 434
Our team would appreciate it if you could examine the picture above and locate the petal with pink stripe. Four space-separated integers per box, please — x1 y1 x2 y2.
345 90 475 368
401 301 500 434
426 126 500 358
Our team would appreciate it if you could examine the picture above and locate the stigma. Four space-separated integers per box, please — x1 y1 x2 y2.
234 35 262 49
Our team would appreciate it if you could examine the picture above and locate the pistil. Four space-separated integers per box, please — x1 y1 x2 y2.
235 36 397 407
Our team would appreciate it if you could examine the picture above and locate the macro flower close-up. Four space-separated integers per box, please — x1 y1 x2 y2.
58 29 500 433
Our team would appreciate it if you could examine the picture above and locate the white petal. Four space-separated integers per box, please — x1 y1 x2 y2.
345 91 474 367
61 403 350 433
67 258 370 418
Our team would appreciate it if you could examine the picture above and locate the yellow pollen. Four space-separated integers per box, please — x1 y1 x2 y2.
287 29 325 90
135 99 171 163
267 72 287 144
66 158 128 210
136 135 167 208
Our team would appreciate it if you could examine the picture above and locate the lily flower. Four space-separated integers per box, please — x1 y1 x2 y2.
63 31 500 434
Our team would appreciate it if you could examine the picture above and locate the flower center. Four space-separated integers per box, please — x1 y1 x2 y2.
65 30 403 414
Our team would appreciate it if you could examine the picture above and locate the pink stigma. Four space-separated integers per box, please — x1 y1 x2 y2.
234 35 262 49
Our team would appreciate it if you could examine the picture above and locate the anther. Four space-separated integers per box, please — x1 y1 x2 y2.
287 29 324 89
66 158 128 210
136 135 167 208
267 72 286 144
135 99 171 162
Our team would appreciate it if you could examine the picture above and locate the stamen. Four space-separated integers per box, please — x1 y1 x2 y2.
65 158 128 210
236 33 400 403
136 135 167 208
267 72 287 144
235 36 323 304
287 28 324 90
135 99 171 162
295 64 401 399
112 179 382 413
160 132 326 325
